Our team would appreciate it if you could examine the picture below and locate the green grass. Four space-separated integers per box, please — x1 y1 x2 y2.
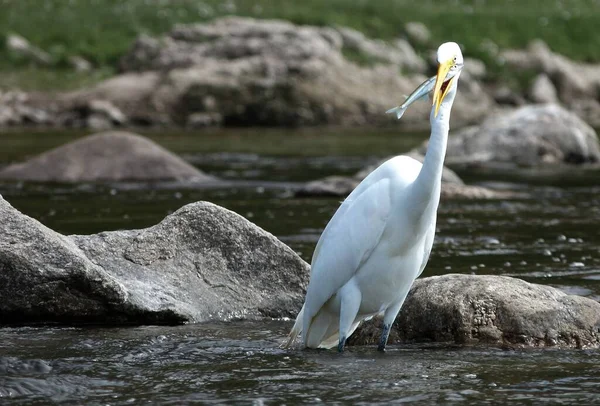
1 0 599 90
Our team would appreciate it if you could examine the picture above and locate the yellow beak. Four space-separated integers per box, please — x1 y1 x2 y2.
432 59 454 117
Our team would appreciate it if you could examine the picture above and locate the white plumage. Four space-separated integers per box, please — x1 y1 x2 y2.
286 42 464 352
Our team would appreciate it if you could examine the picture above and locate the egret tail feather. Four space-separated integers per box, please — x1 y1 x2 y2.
282 306 304 349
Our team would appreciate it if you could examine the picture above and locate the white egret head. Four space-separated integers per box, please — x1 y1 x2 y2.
433 42 463 117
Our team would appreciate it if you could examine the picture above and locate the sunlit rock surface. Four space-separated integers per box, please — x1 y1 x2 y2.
0 197 309 325
351 274 600 349
502 40 600 126
67 17 492 129
0 131 215 183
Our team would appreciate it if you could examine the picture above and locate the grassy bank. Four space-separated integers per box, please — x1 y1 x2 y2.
1 0 599 90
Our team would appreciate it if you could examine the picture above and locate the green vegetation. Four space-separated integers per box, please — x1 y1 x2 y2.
1 0 599 89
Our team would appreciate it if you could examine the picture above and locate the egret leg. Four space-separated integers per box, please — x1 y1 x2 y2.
377 299 405 352
337 281 362 352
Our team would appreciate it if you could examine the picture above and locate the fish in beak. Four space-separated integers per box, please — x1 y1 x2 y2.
386 57 459 120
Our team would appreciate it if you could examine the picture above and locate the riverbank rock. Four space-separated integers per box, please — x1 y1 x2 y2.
441 104 600 166
63 17 492 129
350 274 600 349
529 74 558 104
6 34 52 65
0 131 214 183
0 197 309 325
0 18 496 129
501 40 600 125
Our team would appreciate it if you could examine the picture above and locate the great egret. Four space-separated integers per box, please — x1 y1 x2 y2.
285 42 464 352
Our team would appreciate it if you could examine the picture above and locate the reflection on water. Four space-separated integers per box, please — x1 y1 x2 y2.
0 129 599 404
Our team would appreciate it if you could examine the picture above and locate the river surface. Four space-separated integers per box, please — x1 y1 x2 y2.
0 129 599 404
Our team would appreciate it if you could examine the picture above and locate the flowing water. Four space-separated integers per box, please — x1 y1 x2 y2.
0 129 599 404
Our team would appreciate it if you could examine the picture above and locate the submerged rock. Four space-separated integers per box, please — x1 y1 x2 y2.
350 274 600 349
442 104 600 166
0 197 309 325
0 131 214 183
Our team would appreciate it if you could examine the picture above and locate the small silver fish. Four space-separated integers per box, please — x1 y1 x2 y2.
386 75 436 120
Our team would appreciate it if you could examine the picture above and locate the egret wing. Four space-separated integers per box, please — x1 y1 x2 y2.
303 177 392 321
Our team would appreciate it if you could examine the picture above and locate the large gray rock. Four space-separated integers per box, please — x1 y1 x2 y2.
72 17 491 129
0 131 214 183
502 40 600 104
501 40 600 126
0 196 309 325
0 18 495 129
350 274 600 349
443 104 600 166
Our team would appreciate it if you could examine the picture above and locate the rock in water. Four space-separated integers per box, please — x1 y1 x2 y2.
295 153 513 200
0 131 214 182
350 274 600 349
0 195 131 324
443 104 600 166
0 197 309 325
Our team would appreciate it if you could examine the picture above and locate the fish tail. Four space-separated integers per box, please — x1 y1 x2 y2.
385 105 406 120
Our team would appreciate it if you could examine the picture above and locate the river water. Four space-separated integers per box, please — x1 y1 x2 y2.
1 129 599 404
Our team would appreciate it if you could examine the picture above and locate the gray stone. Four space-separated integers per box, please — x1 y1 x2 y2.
0 197 309 325
355 152 464 185
295 176 360 197
493 86 526 106
109 17 492 128
6 34 52 65
529 74 558 104
87 100 126 126
570 99 600 129
502 40 600 104
69 56 92 72
463 57 486 80
294 153 515 199
186 112 223 128
0 18 496 129
404 22 430 45
350 274 600 349
0 131 214 182
445 104 600 166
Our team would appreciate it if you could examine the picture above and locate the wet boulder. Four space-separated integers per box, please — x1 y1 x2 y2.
351 274 600 349
442 104 600 166
0 131 214 183
0 196 309 325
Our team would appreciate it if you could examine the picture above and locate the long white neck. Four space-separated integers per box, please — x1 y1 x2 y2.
411 86 457 208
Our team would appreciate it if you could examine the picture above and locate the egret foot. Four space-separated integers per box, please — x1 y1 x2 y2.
377 323 392 352
338 336 347 352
